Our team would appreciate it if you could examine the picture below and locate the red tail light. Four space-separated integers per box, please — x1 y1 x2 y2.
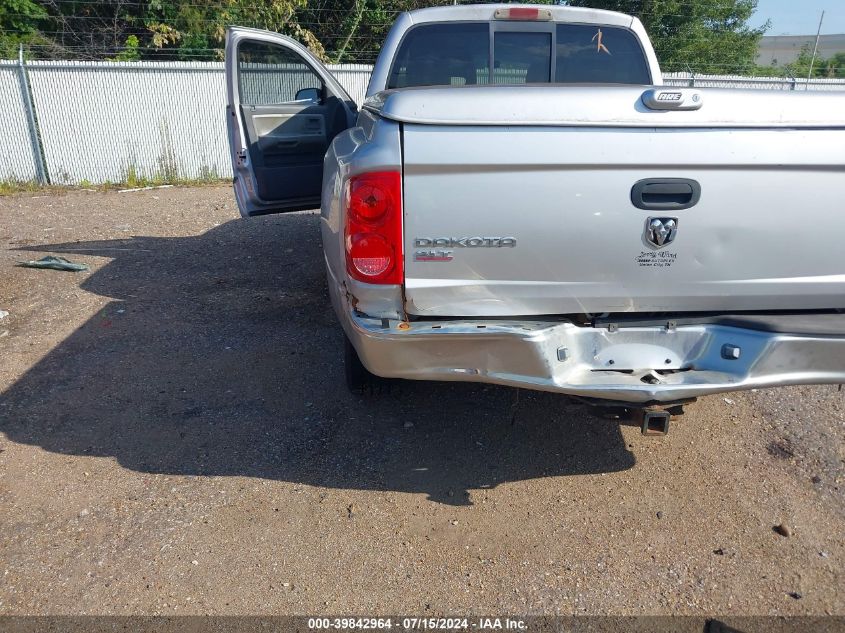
345 171 403 285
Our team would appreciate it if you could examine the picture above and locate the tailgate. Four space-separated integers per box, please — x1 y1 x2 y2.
401 123 845 317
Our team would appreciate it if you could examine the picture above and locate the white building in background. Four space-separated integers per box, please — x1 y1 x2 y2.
756 34 845 66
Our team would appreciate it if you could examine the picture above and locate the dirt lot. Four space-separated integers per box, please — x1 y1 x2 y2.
0 186 843 619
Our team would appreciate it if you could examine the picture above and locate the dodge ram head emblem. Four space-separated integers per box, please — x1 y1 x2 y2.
645 217 678 248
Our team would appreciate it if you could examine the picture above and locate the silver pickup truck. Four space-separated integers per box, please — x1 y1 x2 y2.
224 4 845 430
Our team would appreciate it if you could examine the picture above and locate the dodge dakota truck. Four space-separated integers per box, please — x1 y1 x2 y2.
224 4 845 431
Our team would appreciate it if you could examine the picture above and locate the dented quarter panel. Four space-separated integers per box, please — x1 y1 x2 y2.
321 110 404 319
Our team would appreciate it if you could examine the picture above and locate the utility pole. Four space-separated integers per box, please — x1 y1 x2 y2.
807 10 825 87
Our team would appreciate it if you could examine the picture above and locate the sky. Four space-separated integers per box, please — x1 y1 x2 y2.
753 0 845 36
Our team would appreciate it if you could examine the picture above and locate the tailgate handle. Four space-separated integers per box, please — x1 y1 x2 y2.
631 178 700 210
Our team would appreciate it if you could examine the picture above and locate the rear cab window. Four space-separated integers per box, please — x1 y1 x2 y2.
388 23 489 88
554 24 650 83
387 22 650 88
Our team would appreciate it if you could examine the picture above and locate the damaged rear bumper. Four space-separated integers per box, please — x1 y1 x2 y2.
341 307 845 404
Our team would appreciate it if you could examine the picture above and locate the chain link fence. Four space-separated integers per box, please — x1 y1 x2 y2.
0 57 372 186
0 55 46 184
2 59 844 186
663 72 845 91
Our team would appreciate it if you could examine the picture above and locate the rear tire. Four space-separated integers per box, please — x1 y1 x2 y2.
344 335 388 395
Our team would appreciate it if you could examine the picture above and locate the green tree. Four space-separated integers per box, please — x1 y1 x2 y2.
34 0 147 59
0 0 49 57
143 0 326 60
781 47 845 79
565 0 768 74
822 52 845 79
300 0 400 64
109 34 141 61
12 0 770 72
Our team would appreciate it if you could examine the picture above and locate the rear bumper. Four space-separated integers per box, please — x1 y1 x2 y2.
341 307 845 404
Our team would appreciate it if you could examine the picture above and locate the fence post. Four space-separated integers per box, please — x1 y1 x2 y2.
17 45 48 185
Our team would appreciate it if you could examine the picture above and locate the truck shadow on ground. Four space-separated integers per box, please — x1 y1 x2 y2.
3 213 635 505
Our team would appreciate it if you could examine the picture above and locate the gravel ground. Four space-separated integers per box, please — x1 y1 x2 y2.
0 186 843 618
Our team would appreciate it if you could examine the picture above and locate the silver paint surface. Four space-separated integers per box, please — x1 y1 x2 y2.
230 5 845 402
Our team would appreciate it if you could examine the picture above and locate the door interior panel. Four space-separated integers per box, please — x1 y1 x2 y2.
252 113 326 149
240 96 348 202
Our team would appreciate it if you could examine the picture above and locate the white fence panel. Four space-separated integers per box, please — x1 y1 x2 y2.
26 60 231 185
2 60 845 186
21 60 372 185
0 61 39 183
327 63 372 104
664 71 845 91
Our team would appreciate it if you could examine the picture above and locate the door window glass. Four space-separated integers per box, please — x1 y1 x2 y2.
238 40 323 105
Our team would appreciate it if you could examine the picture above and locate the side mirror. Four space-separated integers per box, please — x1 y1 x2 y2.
295 87 321 103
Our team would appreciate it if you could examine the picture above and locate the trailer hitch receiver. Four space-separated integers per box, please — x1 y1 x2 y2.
642 410 671 436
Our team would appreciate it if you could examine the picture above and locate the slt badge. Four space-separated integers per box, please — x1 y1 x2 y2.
645 217 678 248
